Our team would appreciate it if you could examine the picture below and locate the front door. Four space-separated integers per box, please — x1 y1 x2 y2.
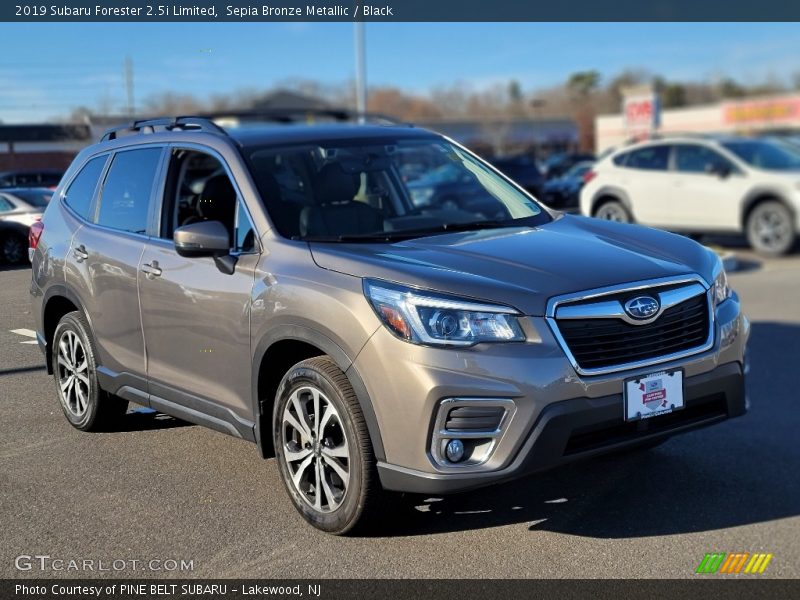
138 147 260 428
668 144 747 231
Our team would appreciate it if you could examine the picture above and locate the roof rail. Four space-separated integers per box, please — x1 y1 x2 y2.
200 108 407 126
623 131 722 145
101 116 228 142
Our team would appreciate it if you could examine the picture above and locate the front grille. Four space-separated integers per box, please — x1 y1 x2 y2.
444 406 505 432
556 293 710 371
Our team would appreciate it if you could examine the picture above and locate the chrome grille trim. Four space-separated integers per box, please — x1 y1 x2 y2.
545 275 715 376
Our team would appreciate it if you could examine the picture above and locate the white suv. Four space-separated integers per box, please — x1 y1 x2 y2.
580 136 800 255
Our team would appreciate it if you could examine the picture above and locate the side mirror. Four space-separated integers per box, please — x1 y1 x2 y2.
174 220 237 275
705 162 731 178
174 220 230 257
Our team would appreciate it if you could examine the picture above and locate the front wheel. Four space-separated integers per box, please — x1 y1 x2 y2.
746 201 796 256
52 311 128 431
273 356 385 534
594 199 632 223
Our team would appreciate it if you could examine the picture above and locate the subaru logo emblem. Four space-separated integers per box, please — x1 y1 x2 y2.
624 295 660 320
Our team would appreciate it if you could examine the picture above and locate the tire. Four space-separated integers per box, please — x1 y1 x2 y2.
52 311 128 432
594 199 632 223
273 356 386 535
746 200 796 256
2 232 27 264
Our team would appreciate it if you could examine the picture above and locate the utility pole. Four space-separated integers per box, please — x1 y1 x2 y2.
354 22 366 122
124 56 135 118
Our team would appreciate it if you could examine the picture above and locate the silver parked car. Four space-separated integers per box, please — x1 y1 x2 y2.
30 115 749 534
0 187 52 263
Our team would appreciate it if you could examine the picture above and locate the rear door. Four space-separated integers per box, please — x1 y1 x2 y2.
618 144 674 226
138 146 260 432
66 146 165 389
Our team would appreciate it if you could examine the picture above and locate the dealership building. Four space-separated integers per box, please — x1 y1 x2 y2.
595 92 800 153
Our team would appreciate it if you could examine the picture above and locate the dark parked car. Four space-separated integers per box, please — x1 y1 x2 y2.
541 153 595 179
0 187 52 263
0 169 63 189
406 163 509 219
542 161 594 210
489 154 545 198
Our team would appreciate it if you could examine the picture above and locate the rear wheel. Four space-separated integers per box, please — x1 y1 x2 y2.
2 232 27 264
594 199 632 223
52 311 128 431
746 201 796 256
273 356 386 534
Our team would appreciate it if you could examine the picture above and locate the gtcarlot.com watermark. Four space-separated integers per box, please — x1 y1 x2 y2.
14 554 194 573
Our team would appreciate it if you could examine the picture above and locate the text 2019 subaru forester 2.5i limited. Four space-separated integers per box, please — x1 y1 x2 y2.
30 115 748 534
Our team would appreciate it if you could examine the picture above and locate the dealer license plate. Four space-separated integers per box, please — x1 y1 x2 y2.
624 369 684 421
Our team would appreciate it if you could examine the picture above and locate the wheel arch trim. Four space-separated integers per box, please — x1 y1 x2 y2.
251 324 385 461
590 185 633 216
41 284 94 374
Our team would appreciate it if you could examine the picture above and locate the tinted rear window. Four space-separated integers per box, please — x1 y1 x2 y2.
96 148 162 234
624 145 670 171
63 156 107 219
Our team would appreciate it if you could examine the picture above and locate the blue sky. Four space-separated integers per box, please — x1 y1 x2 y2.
1 22 799 122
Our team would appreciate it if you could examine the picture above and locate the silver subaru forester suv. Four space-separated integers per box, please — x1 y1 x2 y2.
30 115 748 534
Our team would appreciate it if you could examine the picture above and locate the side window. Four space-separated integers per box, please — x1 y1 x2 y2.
612 151 630 166
675 144 734 174
625 145 670 171
63 156 107 220
15 173 36 186
96 148 162 234
161 149 238 245
40 173 63 187
234 198 257 253
0 196 14 212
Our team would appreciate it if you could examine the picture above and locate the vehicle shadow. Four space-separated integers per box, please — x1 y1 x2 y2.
377 322 800 539
0 263 30 272
116 406 193 432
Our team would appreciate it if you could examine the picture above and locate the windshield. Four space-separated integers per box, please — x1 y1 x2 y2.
247 137 549 241
721 139 800 171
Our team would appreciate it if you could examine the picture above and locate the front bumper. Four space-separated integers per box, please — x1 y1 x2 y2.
353 291 748 495
377 361 744 494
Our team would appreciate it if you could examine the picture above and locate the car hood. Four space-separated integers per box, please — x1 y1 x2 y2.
309 214 717 315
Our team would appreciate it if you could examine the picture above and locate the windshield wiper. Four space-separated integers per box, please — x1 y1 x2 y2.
293 220 523 243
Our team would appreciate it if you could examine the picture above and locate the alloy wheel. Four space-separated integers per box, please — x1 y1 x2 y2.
56 330 91 418
281 386 350 513
753 208 791 251
596 203 629 223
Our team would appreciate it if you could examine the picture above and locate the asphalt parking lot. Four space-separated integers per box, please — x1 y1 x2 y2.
1 242 799 579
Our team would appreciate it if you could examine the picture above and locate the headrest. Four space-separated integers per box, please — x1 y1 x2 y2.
313 163 360 205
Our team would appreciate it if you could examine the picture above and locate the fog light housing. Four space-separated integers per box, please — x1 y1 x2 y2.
445 439 465 463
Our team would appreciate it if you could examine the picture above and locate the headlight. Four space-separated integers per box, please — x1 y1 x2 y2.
364 280 525 346
712 259 732 306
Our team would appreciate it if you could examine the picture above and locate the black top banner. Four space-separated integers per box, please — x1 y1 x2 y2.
3 0 800 22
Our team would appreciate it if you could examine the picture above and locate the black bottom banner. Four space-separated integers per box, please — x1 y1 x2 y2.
3 579 798 600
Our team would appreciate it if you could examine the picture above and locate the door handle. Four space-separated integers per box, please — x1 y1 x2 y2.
141 260 162 279
73 244 88 262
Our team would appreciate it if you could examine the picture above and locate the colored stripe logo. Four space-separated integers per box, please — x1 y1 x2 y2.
696 553 773 574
